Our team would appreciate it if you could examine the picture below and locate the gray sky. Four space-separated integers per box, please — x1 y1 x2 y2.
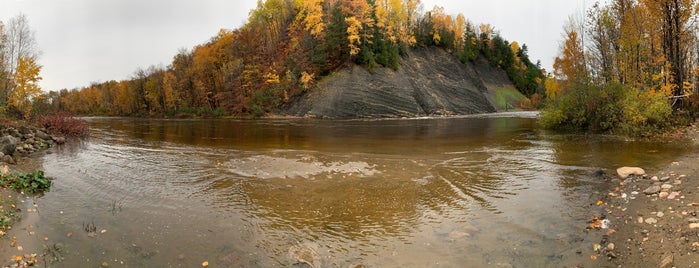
1 0 592 91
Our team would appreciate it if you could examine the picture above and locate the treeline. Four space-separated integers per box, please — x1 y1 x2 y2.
542 0 699 135
37 0 544 117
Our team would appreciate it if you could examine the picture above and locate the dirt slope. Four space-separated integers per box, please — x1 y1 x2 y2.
284 47 516 118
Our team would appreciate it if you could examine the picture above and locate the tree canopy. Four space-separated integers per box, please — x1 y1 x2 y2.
28 0 544 117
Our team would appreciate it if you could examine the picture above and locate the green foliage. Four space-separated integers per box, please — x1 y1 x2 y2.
491 86 527 111
247 86 282 117
1 170 52 195
541 83 673 136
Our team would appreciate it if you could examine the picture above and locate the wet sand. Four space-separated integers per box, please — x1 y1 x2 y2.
596 123 699 267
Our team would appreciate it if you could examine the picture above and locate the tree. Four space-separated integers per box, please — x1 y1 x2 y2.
640 0 698 105
553 30 587 87
2 14 39 105
8 56 41 118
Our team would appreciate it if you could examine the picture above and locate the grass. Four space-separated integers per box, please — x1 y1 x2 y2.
488 86 527 111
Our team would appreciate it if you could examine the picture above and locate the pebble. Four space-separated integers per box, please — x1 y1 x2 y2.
652 176 659 182
643 185 662 195
659 192 670 199
659 253 674 268
667 192 681 199
607 243 615 251
657 212 665 218
638 217 644 224
688 217 699 223
659 176 671 182
661 184 673 190
645 217 658 224
690 223 699 229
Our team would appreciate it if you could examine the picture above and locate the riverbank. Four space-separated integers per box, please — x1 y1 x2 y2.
592 122 699 267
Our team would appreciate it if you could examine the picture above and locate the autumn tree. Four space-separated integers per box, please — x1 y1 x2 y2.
640 0 698 104
554 29 588 87
2 14 39 105
8 56 41 118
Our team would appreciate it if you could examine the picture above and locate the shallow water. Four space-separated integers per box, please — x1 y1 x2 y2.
11 114 693 267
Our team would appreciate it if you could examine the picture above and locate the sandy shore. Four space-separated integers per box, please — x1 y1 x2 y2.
592 123 699 267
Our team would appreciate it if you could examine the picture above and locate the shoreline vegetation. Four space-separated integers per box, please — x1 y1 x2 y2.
0 114 88 267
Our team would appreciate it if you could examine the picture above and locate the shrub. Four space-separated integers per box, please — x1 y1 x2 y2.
0 170 52 195
541 83 673 136
38 113 90 138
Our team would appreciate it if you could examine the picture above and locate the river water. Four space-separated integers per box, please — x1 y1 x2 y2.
8 113 693 267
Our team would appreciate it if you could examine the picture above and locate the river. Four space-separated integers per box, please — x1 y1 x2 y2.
8 113 693 267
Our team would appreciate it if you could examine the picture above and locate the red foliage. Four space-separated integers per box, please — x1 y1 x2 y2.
38 113 90 138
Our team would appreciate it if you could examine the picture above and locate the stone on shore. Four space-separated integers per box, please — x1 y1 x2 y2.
0 135 18 155
617 167 645 179
659 253 674 268
643 185 661 195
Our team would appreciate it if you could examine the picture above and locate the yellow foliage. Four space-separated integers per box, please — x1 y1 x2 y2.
8 56 42 118
264 71 280 84
300 71 315 90
346 16 362 56
432 32 441 45
300 0 325 38
544 76 559 99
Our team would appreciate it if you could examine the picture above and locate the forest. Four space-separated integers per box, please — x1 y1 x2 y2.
1 0 544 118
542 0 699 135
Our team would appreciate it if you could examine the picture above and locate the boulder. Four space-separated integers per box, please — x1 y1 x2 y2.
0 135 18 155
53 136 66 144
18 126 31 135
2 155 15 165
616 167 646 178
35 130 51 141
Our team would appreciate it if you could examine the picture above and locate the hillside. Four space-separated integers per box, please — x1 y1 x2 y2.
285 47 517 118
36 0 545 118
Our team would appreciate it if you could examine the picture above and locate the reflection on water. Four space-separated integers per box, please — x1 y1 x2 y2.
9 114 693 267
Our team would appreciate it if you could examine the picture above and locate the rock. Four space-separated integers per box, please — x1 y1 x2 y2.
448 230 471 240
617 167 645 178
688 217 699 223
656 212 664 218
638 217 644 224
689 223 699 229
643 185 661 195
54 137 66 144
0 135 17 155
35 130 51 141
18 126 31 135
659 192 669 199
667 192 680 200
284 47 497 118
645 217 658 224
651 176 659 181
659 253 673 268
288 243 321 268
659 176 670 182
607 243 615 251
2 155 14 165
661 184 673 190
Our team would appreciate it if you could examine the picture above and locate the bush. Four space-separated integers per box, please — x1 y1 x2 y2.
541 83 673 136
38 113 90 138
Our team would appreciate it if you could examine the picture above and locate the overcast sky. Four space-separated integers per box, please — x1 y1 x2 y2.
1 0 593 91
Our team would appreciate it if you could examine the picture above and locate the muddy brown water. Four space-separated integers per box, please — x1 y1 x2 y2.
10 113 694 267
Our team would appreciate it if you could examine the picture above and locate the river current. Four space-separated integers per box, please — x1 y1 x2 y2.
9 113 691 267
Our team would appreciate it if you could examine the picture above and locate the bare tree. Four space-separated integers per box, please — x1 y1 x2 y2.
2 13 40 104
